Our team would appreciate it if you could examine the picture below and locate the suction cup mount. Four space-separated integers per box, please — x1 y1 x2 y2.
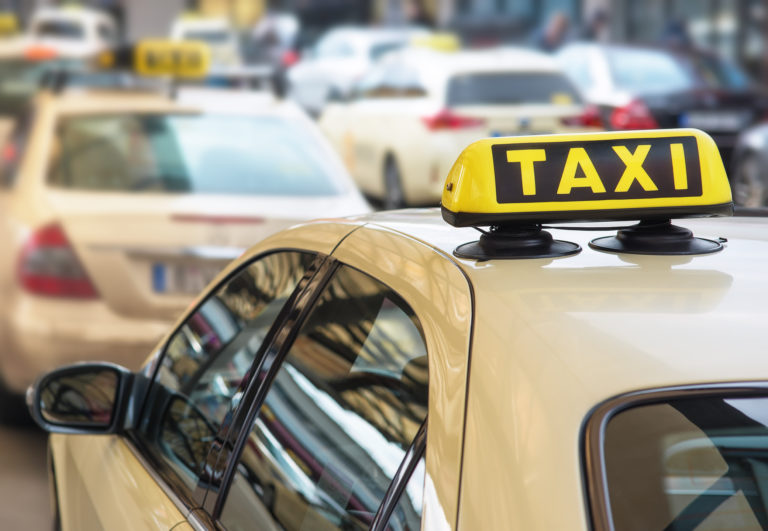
454 224 581 260
589 219 724 255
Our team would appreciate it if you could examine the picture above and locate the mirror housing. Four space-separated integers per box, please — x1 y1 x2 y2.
26 362 134 434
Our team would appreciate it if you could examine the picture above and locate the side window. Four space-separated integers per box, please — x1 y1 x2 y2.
135 251 316 493
0 115 29 189
220 265 428 531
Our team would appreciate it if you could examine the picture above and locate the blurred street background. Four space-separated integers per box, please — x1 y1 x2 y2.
2 0 768 528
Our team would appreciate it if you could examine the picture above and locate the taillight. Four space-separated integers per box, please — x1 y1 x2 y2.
422 109 485 131
562 104 603 127
610 99 659 130
24 45 58 62
18 223 99 299
281 49 299 67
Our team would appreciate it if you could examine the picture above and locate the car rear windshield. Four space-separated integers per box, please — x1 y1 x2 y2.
48 113 346 196
606 48 695 94
446 72 582 106
601 393 768 530
34 20 84 39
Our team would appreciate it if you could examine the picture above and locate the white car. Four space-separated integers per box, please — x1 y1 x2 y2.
170 15 241 67
26 6 116 58
287 26 428 116
0 79 369 411
319 46 601 208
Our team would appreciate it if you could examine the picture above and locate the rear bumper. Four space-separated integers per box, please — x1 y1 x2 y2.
0 294 169 394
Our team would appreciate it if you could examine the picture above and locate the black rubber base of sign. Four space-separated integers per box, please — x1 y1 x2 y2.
589 220 723 255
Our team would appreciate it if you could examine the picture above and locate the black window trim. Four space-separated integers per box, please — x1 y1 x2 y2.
125 248 329 513
582 382 768 531
371 418 427 531
209 257 432 528
207 256 341 517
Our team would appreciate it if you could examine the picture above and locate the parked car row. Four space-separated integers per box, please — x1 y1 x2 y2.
283 25 768 208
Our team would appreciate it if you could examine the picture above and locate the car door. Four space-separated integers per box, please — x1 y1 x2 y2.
205 225 473 530
51 249 325 530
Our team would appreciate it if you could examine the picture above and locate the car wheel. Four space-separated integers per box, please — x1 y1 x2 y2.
732 153 767 207
383 157 406 210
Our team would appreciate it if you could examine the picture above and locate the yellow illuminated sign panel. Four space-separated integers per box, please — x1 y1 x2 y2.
134 40 210 79
441 129 732 226
0 13 18 36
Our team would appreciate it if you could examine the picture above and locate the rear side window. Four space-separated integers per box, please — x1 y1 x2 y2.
48 114 346 196
599 394 768 530
446 72 582 105
606 48 694 95
220 264 428 530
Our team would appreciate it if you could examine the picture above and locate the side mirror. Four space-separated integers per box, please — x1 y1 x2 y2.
26 362 133 434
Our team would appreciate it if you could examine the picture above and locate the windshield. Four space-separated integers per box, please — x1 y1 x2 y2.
183 30 232 44
447 72 582 105
683 53 753 90
601 393 768 530
48 113 346 196
607 48 695 94
34 20 84 39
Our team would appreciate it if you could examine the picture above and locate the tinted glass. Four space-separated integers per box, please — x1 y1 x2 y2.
40 368 118 426
603 395 768 530
607 48 695 94
34 20 84 39
684 53 753 90
446 72 581 105
136 251 315 492
48 114 346 196
220 265 428 531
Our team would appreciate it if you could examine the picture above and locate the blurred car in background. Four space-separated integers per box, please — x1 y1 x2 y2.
0 47 369 412
171 13 241 67
27 5 117 58
730 124 768 207
555 42 768 169
319 46 601 208
286 25 429 116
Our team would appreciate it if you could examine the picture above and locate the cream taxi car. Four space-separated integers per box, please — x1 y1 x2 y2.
0 42 368 411
319 45 601 208
28 128 768 530
27 5 117 58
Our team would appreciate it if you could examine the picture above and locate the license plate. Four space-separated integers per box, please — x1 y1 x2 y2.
152 262 223 295
679 110 750 131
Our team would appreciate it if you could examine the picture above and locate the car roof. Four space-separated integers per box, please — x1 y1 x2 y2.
39 88 188 114
329 209 768 398
32 6 113 25
320 25 430 45
174 87 306 117
390 46 565 77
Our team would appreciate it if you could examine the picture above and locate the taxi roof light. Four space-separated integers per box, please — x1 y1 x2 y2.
92 39 211 80
442 129 733 258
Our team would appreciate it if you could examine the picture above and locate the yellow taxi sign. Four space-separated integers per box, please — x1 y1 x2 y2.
0 12 19 36
441 129 732 227
411 32 461 52
134 40 210 79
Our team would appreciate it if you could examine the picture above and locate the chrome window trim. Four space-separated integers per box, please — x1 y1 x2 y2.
583 381 768 531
